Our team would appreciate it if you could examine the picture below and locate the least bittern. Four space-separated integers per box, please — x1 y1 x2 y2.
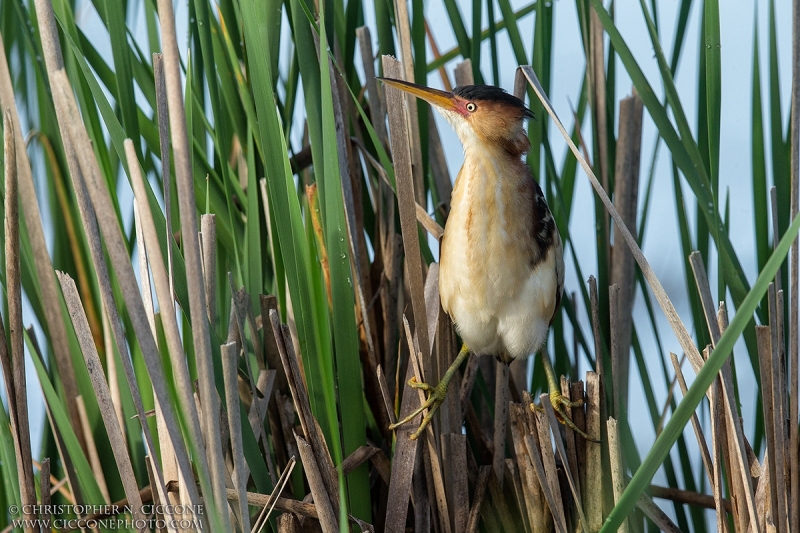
380 78 594 441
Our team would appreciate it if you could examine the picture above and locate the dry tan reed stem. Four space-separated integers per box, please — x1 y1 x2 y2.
152 54 174 297
758 322 778 530
157 0 229 515
416 269 453 533
385 361 422 533
390 0 424 207
689 252 722 343
771 188 782 294
75 396 110 502
543 397 589 533
708 360 727 533
39 458 51 523
493 364 509 487
4 107 35 532
201 214 217 325
442 434 468 533
584 372 603 531
588 276 604 380
121 138 205 509
220 342 250 532
609 284 621 417
54 71 188 516
269 311 339 506
690 254 760 527
791 0 800 528
150 55 179 502
564 379 585 498
133 203 156 340
0 17 82 453
381 55 431 359
589 7 609 253
635 493 682 533
60 276 147 525
611 92 643 413
465 466 491 533
773 290 789 533
606 418 628 533
357 27 386 145
509 400 545 532
525 427 566 533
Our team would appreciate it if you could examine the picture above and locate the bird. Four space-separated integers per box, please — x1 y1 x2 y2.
379 77 593 441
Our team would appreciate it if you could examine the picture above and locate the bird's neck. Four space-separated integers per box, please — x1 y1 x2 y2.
460 139 530 189
448 141 534 245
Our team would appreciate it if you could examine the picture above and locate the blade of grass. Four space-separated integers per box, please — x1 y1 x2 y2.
318 2 370 521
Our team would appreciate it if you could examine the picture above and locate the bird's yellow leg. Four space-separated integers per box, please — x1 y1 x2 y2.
389 344 471 440
532 353 599 442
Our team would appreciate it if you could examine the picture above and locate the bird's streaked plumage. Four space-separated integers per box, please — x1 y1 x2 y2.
409 82 564 364
380 78 583 441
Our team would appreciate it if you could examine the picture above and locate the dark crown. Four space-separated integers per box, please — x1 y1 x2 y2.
452 85 534 119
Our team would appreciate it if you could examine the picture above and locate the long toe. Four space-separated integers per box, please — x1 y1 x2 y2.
528 393 599 442
550 392 599 442
389 380 449 438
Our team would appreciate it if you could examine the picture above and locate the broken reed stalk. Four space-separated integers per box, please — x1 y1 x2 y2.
385 361 423 532
690 253 760 527
158 0 229 514
381 55 431 360
57 273 147 524
761 284 788 533
152 53 174 300
0 8 85 449
124 139 205 510
201 214 217 326
51 69 169 483
606 418 628 533
611 91 644 416
2 4 84 453
390 0 425 207
269 310 340 508
3 106 36 531
221 341 250 533
791 1 800 528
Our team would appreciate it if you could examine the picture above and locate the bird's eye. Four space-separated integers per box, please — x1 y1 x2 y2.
466 102 477 112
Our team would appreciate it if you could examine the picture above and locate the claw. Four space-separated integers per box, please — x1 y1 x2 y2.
530 390 599 442
388 378 447 439
388 344 471 440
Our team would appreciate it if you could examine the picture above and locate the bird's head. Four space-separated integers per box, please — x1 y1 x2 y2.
379 78 534 157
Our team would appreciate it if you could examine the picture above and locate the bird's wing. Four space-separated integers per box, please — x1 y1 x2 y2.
529 177 565 326
549 230 565 327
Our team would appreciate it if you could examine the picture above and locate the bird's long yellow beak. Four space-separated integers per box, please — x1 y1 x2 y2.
378 78 458 112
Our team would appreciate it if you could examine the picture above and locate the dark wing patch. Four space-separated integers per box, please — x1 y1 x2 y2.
453 85 534 119
530 180 556 265
527 174 564 326
549 253 563 326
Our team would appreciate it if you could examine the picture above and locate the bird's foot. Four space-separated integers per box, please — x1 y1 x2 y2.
388 377 449 440
389 344 471 440
530 390 599 442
